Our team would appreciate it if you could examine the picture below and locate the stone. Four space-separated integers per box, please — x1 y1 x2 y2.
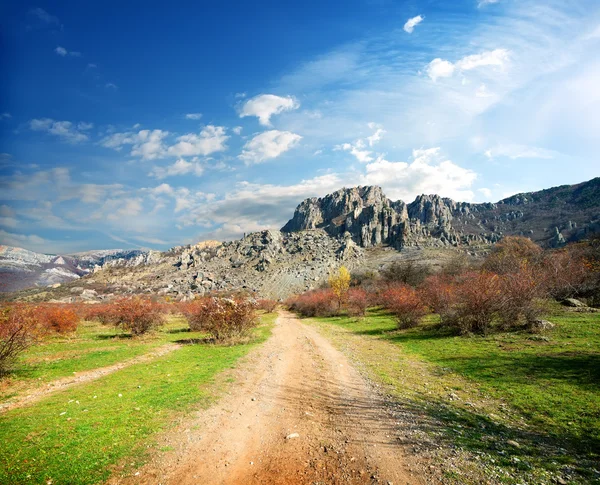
562 298 586 308
285 433 300 440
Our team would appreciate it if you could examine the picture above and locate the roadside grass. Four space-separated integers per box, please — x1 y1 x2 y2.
0 316 193 401
0 312 275 485
308 305 600 484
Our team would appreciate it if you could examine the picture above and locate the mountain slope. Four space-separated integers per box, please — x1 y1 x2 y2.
282 178 600 249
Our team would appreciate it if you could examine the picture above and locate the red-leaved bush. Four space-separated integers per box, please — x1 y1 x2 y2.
286 289 338 317
84 298 165 335
0 304 40 375
346 287 369 317
183 297 258 341
452 271 503 334
380 284 427 329
38 304 80 333
256 299 278 313
419 275 458 325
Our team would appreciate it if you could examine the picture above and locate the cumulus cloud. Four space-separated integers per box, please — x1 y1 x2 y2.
361 148 477 201
29 118 89 144
239 130 302 164
426 58 456 81
167 125 229 157
403 15 424 34
55 46 81 57
185 113 202 120
427 49 510 81
478 187 492 198
478 0 500 7
232 126 243 135
101 126 228 160
149 158 204 179
239 94 300 126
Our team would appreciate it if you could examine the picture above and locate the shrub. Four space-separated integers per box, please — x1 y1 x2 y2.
0 304 40 375
419 274 458 325
453 271 503 334
381 260 431 287
80 302 119 325
256 299 278 313
346 287 369 317
496 264 545 328
287 289 338 317
483 236 543 275
380 284 427 329
109 298 165 336
540 246 591 300
38 305 79 333
184 297 258 341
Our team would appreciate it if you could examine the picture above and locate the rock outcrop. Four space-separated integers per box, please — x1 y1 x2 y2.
282 178 600 249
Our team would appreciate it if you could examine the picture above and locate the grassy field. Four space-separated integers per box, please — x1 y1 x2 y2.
308 305 600 484
0 312 276 485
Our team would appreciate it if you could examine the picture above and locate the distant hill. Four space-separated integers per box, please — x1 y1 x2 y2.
0 246 145 293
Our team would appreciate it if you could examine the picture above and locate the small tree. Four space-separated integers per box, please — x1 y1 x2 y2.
329 266 351 310
0 304 40 375
185 297 258 341
110 298 165 336
347 287 369 317
380 284 427 329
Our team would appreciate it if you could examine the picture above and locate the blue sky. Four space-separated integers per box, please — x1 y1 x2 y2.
1 0 599 254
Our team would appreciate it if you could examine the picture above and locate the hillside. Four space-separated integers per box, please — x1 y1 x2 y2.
3 177 600 300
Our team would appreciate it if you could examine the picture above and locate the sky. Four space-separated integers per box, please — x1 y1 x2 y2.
1 0 599 254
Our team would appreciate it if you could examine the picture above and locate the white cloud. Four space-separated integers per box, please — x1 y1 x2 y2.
478 187 492 198
77 122 94 131
403 15 424 34
29 7 59 24
336 123 385 162
185 113 202 120
0 230 46 248
239 94 300 126
484 144 557 160
456 48 510 71
478 0 500 7
87 63 97 68
131 130 169 160
0 112 11 120
55 46 81 57
105 83 118 90
239 130 302 164
167 125 229 157
232 126 243 135
149 158 204 179
427 58 456 81
427 49 510 81
30 118 89 144
475 84 493 98
361 148 477 201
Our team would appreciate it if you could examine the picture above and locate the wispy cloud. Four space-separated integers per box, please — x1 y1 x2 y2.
239 130 302 164
29 7 59 25
185 113 203 120
403 15 424 34
55 46 81 57
29 118 90 144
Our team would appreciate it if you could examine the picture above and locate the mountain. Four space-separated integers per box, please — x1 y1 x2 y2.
0 246 146 293
282 178 600 249
4 177 600 300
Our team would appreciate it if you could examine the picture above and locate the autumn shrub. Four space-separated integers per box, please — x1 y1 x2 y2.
381 260 431 287
452 271 503 334
38 304 79 333
540 246 591 299
346 287 369 317
419 274 458 325
80 302 119 325
380 284 427 329
184 297 258 341
0 304 40 375
287 289 338 317
496 265 546 328
256 299 278 313
482 236 543 275
108 298 165 336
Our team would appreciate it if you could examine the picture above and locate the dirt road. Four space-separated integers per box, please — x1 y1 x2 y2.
113 311 420 485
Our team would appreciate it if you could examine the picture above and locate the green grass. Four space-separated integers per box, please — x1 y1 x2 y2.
0 312 276 485
308 306 600 484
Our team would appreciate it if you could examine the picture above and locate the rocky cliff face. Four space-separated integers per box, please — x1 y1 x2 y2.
282 178 600 249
